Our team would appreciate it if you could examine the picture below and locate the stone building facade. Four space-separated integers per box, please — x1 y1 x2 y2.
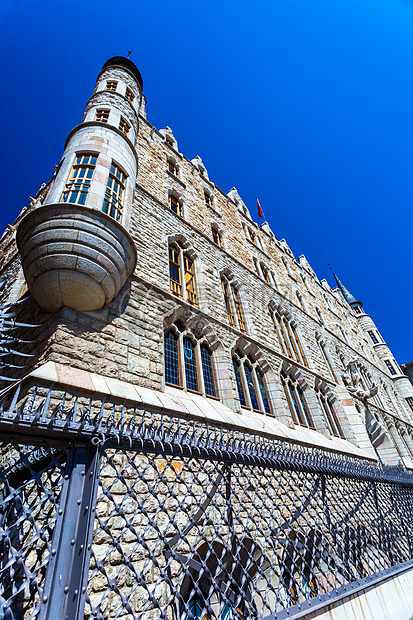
2 56 413 620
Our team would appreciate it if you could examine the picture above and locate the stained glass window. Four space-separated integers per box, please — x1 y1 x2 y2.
233 352 272 414
164 324 217 398
244 365 260 411
282 372 313 428
164 330 180 386
256 370 272 414
183 338 199 392
233 360 247 407
201 345 217 398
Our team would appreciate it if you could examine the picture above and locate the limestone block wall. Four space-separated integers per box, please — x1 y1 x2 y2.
1 61 412 462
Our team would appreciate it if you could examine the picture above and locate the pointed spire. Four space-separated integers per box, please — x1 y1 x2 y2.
329 265 363 308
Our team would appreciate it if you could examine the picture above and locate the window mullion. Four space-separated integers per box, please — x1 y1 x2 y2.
274 316 287 355
252 366 265 412
229 289 239 330
239 361 252 409
196 343 205 396
281 319 295 360
180 249 187 303
178 335 187 390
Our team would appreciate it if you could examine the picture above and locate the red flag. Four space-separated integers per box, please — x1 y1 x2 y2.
257 198 263 219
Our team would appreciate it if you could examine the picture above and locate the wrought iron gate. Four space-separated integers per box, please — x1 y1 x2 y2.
1 384 413 620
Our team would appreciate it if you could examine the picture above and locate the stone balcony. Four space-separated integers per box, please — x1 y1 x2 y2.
17 204 137 312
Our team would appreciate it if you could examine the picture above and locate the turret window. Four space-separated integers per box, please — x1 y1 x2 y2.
221 276 246 333
119 117 130 136
368 330 379 344
164 323 217 397
384 359 397 376
232 350 272 414
125 87 134 103
281 371 314 428
405 397 413 413
95 109 109 123
169 193 183 217
272 312 307 367
316 388 344 438
168 242 197 306
353 306 362 315
61 153 97 205
102 163 126 222
106 80 118 91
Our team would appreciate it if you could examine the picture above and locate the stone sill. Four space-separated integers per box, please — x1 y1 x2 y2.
28 361 377 462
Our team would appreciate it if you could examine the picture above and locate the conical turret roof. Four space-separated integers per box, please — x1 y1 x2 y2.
331 269 363 308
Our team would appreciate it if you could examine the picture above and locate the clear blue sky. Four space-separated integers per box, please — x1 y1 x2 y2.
1 0 413 363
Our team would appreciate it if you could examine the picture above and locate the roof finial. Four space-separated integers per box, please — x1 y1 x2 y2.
127 49 133 58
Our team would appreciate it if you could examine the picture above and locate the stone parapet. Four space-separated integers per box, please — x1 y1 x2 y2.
17 204 136 312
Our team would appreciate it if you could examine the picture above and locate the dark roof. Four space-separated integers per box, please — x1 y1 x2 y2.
332 271 363 308
101 56 143 91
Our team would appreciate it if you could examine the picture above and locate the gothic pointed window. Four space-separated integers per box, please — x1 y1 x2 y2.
169 242 197 306
61 153 97 205
183 337 199 392
212 226 222 248
164 330 181 387
316 388 344 438
272 312 307 367
169 193 183 217
261 265 271 285
200 344 217 398
281 371 313 428
168 158 179 177
221 276 246 333
164 323 217 398
317 340 335 380
232 350 272 414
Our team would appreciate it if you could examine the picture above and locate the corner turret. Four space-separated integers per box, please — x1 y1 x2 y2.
17 57 141 312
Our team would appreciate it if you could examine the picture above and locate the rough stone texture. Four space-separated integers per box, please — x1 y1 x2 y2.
17 203 136 312
3 57 413 465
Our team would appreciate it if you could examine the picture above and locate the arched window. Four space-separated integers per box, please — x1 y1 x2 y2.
164 323 217 397
221 276 246 333
169 192 183 217
317 340 335 380
168 242 197 306
261 264 271 285
296 292 305 312
204 191 214 208
316 388 344 438
232 350 272 414
316 307 325 326
167 157 179 177
281 371 314 428
271 312 307 367
211 226 223 248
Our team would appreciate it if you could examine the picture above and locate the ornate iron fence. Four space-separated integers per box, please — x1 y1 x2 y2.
1 383 413 620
